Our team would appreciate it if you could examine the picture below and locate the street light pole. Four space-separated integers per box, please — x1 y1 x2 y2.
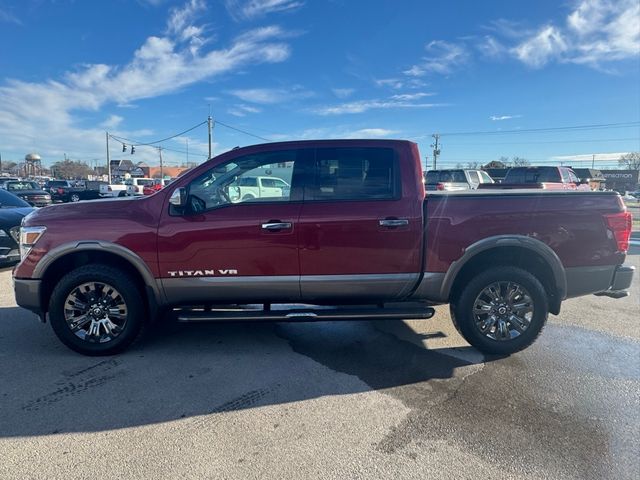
106 131 111 182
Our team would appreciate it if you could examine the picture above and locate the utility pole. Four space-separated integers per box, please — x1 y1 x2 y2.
158 147 164 179
592 154 595 169
207 115 213 159
431 134 441 170
186 138 189 166
0 152 3 174
106 131 111 182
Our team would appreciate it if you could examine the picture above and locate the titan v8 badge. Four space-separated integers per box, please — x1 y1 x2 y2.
167 269 238 277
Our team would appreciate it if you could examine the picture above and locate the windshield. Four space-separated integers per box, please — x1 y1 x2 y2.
0 189 30 207
7 181 39 191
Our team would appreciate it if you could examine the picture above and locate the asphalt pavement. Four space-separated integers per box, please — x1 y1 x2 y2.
0 251 638 480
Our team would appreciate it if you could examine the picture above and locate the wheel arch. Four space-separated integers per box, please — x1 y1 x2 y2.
443 235 566 315
35 242 163 316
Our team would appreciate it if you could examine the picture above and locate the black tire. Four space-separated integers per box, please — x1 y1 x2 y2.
118 191 127 197
70 193 81 202
48 265 146 356
242 194 255 201
450 266 548 355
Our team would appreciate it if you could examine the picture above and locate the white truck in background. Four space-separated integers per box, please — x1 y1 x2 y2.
107 181 136 197
229 176 291 202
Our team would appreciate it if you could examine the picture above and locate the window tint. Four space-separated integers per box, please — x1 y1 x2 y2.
505 167 560 183
425 170 466 184
569 170 580 183
479 171 494 183
238 177 258 187
182 150 299 213
312 147 397 201
560 168 571 183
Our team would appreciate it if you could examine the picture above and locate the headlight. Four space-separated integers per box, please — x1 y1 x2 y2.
0 229 8 237
19 226 46 260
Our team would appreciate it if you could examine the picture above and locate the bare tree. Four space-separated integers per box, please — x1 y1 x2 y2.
511 156 531 166
618 152 640 170
0 161 17 173
50 159 93 179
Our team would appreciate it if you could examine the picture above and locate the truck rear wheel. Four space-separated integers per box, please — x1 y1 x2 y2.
48 265 146 356
450 266 548 355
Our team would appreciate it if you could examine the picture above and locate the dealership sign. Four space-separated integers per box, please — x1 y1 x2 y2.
600 170 639 183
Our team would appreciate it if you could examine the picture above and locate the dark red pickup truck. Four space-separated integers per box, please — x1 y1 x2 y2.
13 140 634 356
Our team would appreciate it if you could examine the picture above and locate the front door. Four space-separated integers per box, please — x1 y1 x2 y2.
157 148 310 304
298 146 424 302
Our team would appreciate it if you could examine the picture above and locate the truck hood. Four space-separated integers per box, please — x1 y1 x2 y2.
23 196 143 225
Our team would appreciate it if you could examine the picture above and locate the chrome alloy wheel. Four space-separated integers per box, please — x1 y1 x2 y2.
64 282 128 343
472 281 534 341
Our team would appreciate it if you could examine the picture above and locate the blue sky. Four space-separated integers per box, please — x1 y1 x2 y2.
0 0 639 170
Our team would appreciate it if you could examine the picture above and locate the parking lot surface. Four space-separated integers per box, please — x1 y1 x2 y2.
1 251 638 480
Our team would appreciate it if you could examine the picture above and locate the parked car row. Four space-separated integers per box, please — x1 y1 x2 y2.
425 166 594 191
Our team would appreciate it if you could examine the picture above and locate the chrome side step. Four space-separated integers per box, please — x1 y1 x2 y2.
176 305 436 323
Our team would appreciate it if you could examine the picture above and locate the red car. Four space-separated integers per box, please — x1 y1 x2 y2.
14 139 633 355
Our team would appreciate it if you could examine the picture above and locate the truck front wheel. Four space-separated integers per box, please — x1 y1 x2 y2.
450 266 548 355
48 265 146 356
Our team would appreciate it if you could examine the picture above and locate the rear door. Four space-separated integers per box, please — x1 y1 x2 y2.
298 146 423 302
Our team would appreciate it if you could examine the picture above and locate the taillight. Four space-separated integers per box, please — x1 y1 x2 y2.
57 188 64 194
108 186 112 192
436 183 445 191
604 212 632 252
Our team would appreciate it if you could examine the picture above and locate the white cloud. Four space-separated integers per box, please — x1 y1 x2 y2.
344 128 399 139
477 35 506 58
227 104 262 117
331 88 354 98
266 126 402 141
0 8 21 25
374 78 404 89
511 0 639 68
225 0 304 20
101 115 124 129
489 114 522 121
390 92 434 100
553 152 632 161
314 97 445 115
0 1 293 162
228 86 311 104
511 25 568 68
404 40 469 76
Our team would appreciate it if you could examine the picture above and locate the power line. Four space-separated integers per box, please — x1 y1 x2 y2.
215 120 271 142
437 121 640 137
444 137 640 146
109 121 207 147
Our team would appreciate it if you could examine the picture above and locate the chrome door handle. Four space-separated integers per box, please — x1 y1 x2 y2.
262 222 292 231
379 219 409 227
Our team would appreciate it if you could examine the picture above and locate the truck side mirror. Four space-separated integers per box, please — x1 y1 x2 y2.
169 187 187 208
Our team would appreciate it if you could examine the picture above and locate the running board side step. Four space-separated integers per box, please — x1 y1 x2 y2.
177 306 436 323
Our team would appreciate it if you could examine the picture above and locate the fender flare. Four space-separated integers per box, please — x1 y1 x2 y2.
440 235 567 302
34 241 165 306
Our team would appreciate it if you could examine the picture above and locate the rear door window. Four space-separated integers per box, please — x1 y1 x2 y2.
310 147 398 201
467 171 480 184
